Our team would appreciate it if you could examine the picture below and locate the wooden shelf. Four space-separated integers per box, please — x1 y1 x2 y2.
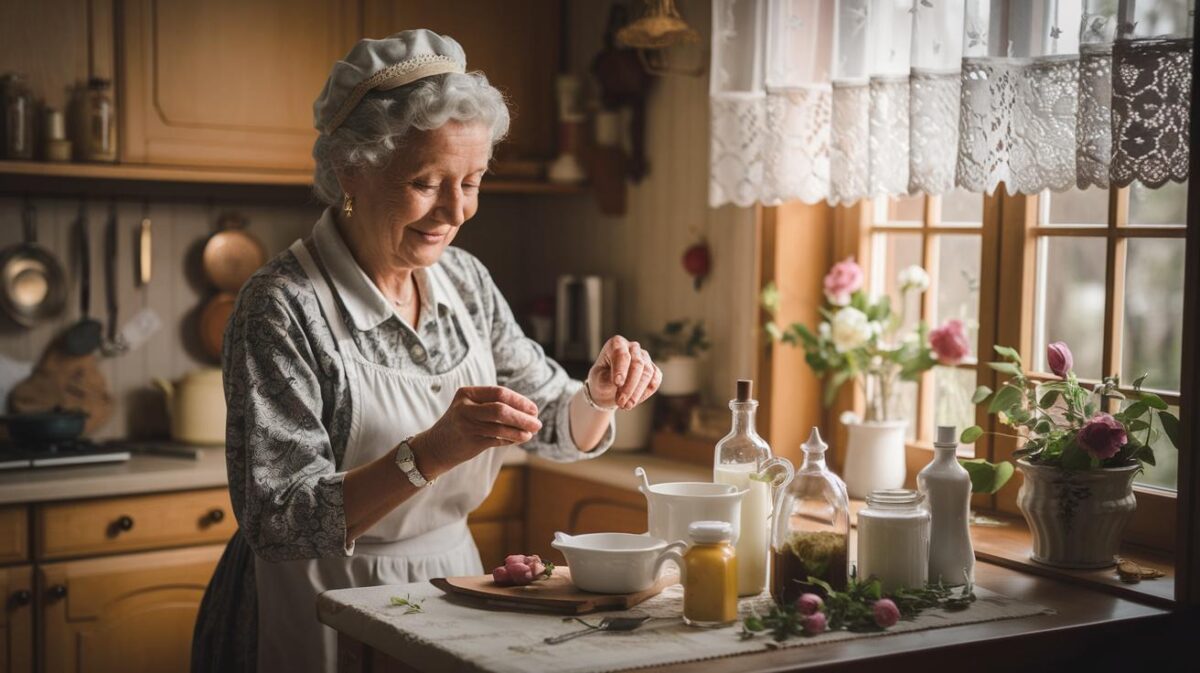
0 160 587 198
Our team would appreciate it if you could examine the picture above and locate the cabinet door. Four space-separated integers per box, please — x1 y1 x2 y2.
362 0 561 163
119 0 359 170
39 545 223 673
0 565 33 673
526 470 648 565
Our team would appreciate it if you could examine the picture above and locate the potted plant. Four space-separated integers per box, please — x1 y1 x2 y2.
647 319 710 397
765 258 967 498
960 342 1180 569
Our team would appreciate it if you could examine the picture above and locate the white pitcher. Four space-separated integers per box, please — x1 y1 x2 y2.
635 466 746 545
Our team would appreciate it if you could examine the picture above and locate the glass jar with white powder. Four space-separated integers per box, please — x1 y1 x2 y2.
856 489 930 593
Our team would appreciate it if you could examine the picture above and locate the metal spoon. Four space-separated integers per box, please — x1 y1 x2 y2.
543 615 651 645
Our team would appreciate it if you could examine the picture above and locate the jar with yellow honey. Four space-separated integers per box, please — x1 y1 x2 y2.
676 521 738 627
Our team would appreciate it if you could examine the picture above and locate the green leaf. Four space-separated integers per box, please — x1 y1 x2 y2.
1126 419 1150 433
1140 392 1169 410
987 362 1022 377
1060 439 1092 471
959 459 1015 494
1121 401 1148 421
823 370 851 407
1136 443 1157 466
1159 412 1181 450
960 426 984 444
1038 390 1060 409
992 345 1022 363
765 321 783 342
988 385 1023 414
971 386 993 404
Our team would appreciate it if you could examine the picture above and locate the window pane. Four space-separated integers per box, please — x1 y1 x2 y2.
1122 402 1179 492
1129 180 1188 226
933 235 982 358
940 188 983 227
1041 188 1107 227
1033 237 1106 379
1122 238 1185 391
870 233 923 336
875 194 925 227
933 365 978 456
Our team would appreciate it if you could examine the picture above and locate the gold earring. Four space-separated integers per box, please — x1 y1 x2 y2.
342 194 354 217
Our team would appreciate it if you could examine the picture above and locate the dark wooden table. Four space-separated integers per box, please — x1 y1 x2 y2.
332 560 1191 673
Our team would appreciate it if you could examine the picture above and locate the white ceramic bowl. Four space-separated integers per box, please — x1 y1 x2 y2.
550 532 684 594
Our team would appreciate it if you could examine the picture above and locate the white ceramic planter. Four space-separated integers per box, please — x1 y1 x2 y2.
611 402 655 451
841 420 908 500
1016 459 1139 569
657 355 700 396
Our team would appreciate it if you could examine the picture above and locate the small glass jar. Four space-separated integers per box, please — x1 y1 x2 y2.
679 521 738 628
856 489 931 593
80 78 117 162
2 73 35 160
43 108 72 162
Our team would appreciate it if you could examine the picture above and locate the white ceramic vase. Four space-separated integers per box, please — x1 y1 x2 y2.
1016 459 1139 569
657 355 700 396
841 420 908 500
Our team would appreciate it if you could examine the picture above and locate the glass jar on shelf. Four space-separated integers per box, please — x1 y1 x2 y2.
770 427 850 605
80 77 117 162
2 73 36 160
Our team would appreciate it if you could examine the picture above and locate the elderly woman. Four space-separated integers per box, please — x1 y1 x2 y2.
192 30 661 673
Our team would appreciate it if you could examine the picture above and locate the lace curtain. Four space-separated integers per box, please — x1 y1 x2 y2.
709 0 1193 208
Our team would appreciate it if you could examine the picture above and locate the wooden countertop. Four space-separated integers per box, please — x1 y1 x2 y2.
319 560 1172 673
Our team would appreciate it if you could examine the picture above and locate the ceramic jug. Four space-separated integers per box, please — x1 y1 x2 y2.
635 466 746 544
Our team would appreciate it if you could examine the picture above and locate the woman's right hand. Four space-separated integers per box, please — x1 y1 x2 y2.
408 386 542 480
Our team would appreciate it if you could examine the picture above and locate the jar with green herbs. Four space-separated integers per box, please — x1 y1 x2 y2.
770 427 850 605
80 78 117 162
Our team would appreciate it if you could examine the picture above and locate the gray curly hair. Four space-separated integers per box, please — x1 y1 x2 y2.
312 72 510 206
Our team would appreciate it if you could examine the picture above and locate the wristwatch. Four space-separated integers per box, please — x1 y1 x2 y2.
394 437 435 488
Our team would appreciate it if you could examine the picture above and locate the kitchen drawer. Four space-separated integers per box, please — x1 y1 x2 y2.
470 467 525 521
0 506 28 565
35 488 235 560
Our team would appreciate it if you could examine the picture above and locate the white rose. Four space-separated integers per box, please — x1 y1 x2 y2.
831 307 872 353
898 265 930 292
819 322 831 340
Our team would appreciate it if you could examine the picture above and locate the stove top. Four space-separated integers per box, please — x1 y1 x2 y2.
0 439 132 470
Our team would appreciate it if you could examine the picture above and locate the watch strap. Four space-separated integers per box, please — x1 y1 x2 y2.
394 437 435 488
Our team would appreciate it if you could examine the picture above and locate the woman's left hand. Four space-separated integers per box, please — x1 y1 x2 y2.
587 336 663 411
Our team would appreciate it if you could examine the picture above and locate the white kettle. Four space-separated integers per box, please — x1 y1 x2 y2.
154 368 226 445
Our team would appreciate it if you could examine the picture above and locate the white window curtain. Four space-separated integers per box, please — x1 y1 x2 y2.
709 0 1193 208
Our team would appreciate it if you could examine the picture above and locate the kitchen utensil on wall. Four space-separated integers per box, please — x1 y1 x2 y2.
9 336 113 434
137 205 152 286
101 202 128 356
0 200 67 327
198 292 236 361
554 275 615 379
63 203 102 356
153 368 226 445
592 4 652 182
0 408 88 444
202 212 266 291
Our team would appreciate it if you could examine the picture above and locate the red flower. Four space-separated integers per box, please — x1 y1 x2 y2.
1047 342 1073 378
1077 413 1127 460
930 319 971 365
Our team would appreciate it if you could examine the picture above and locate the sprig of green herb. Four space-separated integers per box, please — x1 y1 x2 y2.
389 594 425 615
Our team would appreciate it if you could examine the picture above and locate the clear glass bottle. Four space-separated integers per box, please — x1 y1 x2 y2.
857 489 930 593
2 73 35 160
679 521 737 628
770 427 850 604
713 379 793 597
81 78 117 162
917 426 974 585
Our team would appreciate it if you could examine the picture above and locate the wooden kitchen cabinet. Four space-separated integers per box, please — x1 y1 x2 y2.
468 466 525 569
525 469 648 565
0 507 28 566
38 545 223 673
0 565 34 673
119 0 360 170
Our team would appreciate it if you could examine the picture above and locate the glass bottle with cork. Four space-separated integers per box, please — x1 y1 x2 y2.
79 78 117 162
770 427 850 605
713 379 793 597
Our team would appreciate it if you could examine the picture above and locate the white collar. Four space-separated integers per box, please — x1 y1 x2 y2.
310 208 446 332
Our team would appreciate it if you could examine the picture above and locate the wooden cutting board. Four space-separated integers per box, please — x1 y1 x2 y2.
430 567 677 615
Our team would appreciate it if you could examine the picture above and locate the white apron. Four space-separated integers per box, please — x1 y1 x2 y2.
255 240 504 673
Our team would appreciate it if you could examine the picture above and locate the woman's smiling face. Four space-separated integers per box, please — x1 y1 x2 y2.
347 120 491 270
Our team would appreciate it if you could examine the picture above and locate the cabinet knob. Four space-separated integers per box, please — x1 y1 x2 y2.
204 508 225 526
10 590 31 607
109 515 135 535
47 585 67 601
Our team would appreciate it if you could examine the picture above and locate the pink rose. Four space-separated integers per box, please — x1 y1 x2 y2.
930 319 971 365
1047 341 1073 378
872 599 900 628
824 257 864 306
492 566 511 585
1077 413 1127 460
802 611 828 635
794 593 824 615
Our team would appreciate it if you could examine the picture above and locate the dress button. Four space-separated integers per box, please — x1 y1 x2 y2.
409 344 426 361
431 382 442 393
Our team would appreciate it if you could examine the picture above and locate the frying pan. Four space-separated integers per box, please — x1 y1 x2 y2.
198 291 236 362
64 204 102 356
202 212 266 292
1 408 88 445
0 201 67 327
